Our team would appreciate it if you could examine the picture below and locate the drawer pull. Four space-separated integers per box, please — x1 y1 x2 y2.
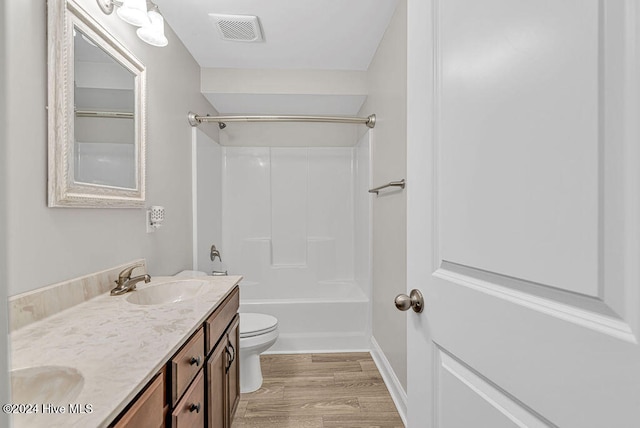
189 403 201 413
189 356 202 366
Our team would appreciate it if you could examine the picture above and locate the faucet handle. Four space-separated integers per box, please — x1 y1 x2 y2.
117 262 145 283
210 244 222 262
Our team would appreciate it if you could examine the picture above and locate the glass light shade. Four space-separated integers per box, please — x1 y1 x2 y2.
116 0 149 27
137 10 168 47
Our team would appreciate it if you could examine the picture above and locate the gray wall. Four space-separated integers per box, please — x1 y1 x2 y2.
6 0 218 296
1 1 11 425
358 0 408 390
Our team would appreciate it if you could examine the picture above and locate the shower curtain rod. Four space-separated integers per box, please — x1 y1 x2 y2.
187 111 376 129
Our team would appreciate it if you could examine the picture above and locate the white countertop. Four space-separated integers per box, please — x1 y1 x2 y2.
9 275 242 427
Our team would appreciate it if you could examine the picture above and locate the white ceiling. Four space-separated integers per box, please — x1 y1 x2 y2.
154 0 399 71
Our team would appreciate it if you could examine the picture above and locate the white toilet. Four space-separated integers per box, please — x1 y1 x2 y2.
173 272 279 393
239 313 279 393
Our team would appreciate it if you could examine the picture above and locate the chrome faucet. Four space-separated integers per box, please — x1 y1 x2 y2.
111 263 151 296
209 244 227 275
210 244 222 262
211 270 228 276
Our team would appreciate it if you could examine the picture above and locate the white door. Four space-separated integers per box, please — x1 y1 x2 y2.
406 1 640 427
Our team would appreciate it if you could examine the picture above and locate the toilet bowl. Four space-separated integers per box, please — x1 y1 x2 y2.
239 313 279 393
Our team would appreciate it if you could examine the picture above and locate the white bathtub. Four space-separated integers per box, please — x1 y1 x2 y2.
239 280 370 353
176 271 370 353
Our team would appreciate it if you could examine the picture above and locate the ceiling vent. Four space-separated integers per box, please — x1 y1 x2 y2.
209 14 264 42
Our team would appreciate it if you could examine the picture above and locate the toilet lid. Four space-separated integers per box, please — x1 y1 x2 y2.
240 313 278 338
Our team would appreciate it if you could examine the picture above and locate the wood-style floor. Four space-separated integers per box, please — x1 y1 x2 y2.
231 352 404 428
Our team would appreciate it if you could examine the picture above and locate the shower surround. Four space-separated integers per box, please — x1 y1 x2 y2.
221 138 371 352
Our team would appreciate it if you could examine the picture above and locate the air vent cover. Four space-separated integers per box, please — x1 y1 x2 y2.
209 14 264 42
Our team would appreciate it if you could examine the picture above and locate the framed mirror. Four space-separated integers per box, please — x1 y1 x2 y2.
48 0 146 207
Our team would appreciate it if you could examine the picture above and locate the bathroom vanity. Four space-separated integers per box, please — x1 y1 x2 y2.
111 286 240 427
9 273 241 428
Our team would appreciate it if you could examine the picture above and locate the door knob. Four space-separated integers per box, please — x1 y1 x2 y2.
395 289 424 313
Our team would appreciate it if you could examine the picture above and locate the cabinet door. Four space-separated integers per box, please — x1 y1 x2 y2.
225 315 240 424
206 338 227 428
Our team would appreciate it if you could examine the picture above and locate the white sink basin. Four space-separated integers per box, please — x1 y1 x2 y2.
126 279 211 305
11 366 84 404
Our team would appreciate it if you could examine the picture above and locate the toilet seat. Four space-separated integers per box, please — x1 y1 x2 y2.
240 313 278 338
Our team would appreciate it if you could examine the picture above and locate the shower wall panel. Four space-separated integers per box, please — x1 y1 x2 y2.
307 148 355 281
271 149 308 266
354 133 372 297
222 147 360 292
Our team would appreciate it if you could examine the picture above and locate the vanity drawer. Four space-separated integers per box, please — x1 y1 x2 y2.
171 327 205 406
171 370 205 428
205 286 239 354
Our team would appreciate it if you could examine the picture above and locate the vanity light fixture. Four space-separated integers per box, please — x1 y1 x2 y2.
137 5 168 47
116 0 149 26
97 0 168 47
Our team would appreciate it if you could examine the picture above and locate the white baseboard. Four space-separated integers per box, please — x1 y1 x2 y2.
370 336 408 427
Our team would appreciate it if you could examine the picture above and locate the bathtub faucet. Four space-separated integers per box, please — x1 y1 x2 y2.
210 244 222 262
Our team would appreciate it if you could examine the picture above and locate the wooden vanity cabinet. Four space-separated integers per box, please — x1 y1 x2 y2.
108 285 240 428
207 314 240 428
205 287 240 428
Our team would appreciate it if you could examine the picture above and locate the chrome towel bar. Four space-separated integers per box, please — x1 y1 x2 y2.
368 179 406 195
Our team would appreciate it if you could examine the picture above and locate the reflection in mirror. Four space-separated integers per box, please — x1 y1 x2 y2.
73 28 136 189
48 0 146 207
